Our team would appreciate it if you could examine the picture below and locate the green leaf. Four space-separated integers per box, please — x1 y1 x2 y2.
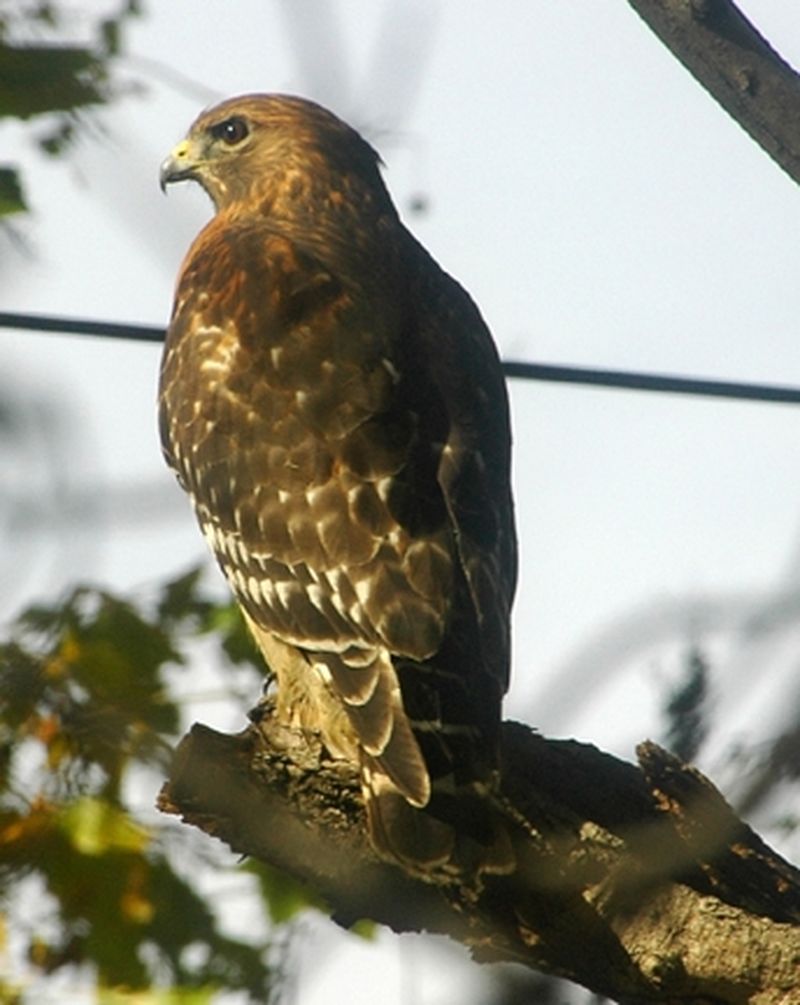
157 566 214 627
98 989 216 1005
63 590 183 738
0 976 24 1005
0 42 105 119
0 167 25 217
206 603 262 669
1 2 142 220
349 917 377 940
243 859 327 925
60 797 151 856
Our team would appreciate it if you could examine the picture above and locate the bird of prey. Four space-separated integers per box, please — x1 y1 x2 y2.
159 94 516 875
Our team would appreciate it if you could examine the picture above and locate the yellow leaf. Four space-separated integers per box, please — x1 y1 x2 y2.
59 797 150 855
120 887 154 924
121 861 154 924
28 936 49 967
44 630 81 679
0 800 55 849
45 731 71 771
98 987 216 1004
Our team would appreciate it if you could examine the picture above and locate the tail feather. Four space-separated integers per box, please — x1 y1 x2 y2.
362 759 514 877
248 624 511 877
331 646 513 877
325 649 430 807
363 765 454 870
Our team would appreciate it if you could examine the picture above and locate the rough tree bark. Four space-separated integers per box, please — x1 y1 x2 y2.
159 713 800 1003
159 3 800 1002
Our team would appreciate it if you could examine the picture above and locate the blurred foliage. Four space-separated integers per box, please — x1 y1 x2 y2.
734 719 800 823
242 861 327 928
0 566 322 1003
662 645 709 763
485 964 588 1004
0 167 25 216
1 0 142 220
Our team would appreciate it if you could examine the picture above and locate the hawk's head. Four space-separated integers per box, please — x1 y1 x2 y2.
160 93 389 216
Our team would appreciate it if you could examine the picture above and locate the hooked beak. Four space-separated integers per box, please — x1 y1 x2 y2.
159 138 201 193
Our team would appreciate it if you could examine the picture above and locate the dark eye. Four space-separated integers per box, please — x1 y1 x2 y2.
211 116 249 146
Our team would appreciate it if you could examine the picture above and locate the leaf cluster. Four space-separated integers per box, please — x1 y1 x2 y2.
0 569 284 1002
1 0 142 219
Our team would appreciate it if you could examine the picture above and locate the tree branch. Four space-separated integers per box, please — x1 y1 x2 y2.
159 712 800 1003
627 0 800 187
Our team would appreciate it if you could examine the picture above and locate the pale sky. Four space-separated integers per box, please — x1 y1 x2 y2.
3 3 800 1002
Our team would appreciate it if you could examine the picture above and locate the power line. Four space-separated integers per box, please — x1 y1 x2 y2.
3 309 800 406
502 361 800 405
0 311 164 345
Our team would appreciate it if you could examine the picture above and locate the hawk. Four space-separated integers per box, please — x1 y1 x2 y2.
159 94 516 875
